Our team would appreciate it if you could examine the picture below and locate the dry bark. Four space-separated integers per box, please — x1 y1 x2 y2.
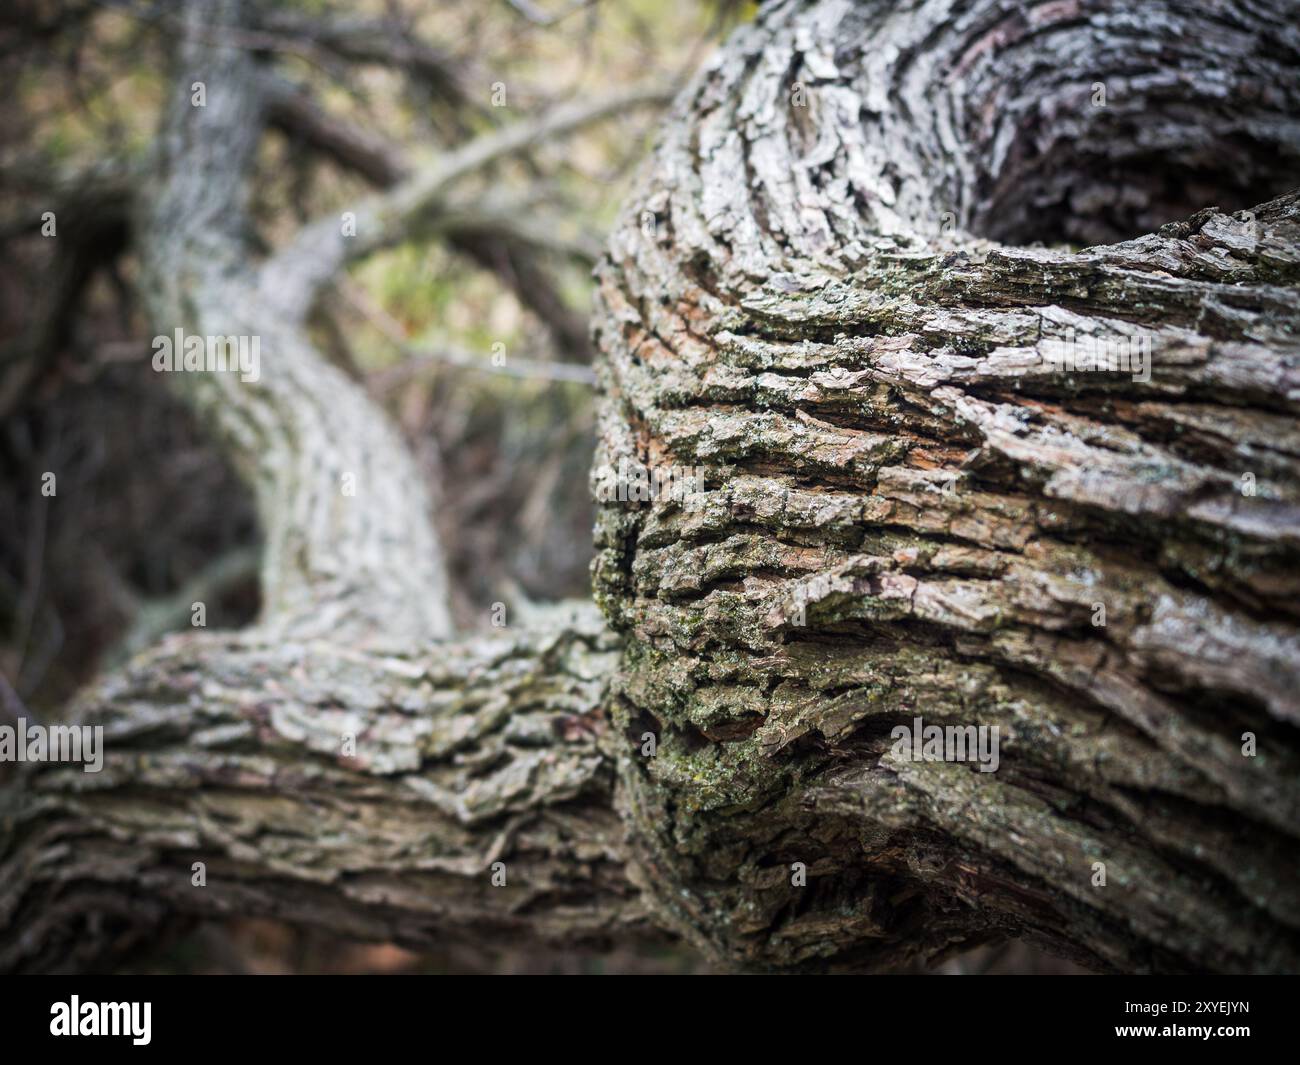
0 607 649 974
590 0 1300 973
3 0 1300 973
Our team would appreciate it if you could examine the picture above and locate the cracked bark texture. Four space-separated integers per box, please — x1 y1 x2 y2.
0 606 651 973
3 0 1300 974
591 0 1300 972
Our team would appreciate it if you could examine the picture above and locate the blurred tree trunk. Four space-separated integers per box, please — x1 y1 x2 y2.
3 0 1300 973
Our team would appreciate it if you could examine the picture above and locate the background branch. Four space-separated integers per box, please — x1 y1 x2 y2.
260 81 675 320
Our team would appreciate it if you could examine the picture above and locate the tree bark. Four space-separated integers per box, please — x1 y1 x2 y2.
3 0 1300 974
590 0 1300 973
134 0 454 648
0 606 651 974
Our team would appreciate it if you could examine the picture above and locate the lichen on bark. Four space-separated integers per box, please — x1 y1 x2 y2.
591 0 1300 972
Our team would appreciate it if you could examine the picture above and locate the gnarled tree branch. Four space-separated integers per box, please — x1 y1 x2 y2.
0 605 650 973
3 0 1299 976
137 0 452 646
591 0 1300 973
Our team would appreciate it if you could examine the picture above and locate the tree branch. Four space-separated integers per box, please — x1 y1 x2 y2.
590 0 1300 973
260 81 675 320
0 607 658 973
264 74 601 358
257 10 475 111
133 0 453 646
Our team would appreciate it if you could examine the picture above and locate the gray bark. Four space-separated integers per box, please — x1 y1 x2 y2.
590 0 1300 973
0 608 648 973
3 0 1300 974
136 0 453 647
